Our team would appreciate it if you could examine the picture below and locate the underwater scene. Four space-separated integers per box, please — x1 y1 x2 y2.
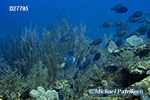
0 0 150 100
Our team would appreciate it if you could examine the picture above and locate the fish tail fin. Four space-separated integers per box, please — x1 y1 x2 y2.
125 20 129 22
89 43 92 47
63 67 66 71
57 40 60 44
66 50 73 57
66 53 70 57
126 35 130 38
57 91 62 95
75 66 79 69
129 16 132 18
79 66 83 71
72 77 75 80
92 61 94 64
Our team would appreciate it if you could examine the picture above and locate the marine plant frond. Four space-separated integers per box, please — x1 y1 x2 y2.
100 33 113 47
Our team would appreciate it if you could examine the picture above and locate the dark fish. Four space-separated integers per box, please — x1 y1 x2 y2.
136 16 148 23
115 39 123 47
79 59 90 70
130 11 143 18
112 20 124 27
146 20 150 24
63 57 75 71
57 35 71 44
127 17 139 23
145 20 150 27
147 13 150 16
89 38 102 47
99 21 112 28
127 31 140 38
110 4 124 11
92 53 101 63
114 30 127 37
116 7 128 14
66 50 75 57
136 25 149 35
75 57 86 69
147 29 150 38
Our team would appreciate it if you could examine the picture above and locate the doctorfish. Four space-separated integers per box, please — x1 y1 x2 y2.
57 35 71 44
112 20 124 27
89 38 102 47
130 11 143 18
99 21 112 28
110 4 124 11
79 59 91 70
66 50 75 57
92 53 101 63
63 57 76 71
116 6 128 14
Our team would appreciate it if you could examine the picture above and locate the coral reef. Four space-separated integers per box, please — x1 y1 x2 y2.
107 40 118 53
124 35 143 47
0 63 27 99
29 86 58 100
0 12 150 100
130 76 150 99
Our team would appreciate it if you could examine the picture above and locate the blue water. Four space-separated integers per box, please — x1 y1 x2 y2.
0 0 150 41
